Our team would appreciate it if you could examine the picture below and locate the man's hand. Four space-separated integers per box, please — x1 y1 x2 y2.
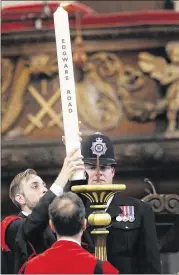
62 132 82 145
54 148 85 188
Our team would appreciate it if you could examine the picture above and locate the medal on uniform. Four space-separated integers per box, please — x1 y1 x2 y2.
116 206 135 222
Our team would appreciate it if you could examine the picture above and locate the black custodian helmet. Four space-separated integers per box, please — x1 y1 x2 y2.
81 132 117 166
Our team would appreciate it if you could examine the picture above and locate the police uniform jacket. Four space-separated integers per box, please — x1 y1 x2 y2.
24 240 119 274
83 192 161 274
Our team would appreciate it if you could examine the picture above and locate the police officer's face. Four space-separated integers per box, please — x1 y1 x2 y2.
18 174 47 211
85 165 115 185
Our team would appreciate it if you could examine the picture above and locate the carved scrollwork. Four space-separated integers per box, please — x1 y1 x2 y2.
76 53 123 130
143 194 179 214
76 52 155 130
88 52 123 79
3 48 178 136
3 52 161 135
142 194 165 213
142 179 179 214
164 194 179 214
76 74 122 131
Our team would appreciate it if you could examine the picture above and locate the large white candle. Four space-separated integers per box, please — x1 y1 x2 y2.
54 6 84 181
174 0 179 11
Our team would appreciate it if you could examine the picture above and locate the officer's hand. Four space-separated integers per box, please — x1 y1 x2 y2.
54 148 85 188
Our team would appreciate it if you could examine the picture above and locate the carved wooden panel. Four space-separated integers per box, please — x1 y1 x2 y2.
2 42 179 140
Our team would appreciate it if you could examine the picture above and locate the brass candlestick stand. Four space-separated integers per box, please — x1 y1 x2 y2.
71 184 126 260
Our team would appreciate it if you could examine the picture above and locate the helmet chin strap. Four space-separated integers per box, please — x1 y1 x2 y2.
96 155 100 183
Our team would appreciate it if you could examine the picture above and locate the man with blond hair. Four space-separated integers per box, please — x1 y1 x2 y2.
1 147 84 274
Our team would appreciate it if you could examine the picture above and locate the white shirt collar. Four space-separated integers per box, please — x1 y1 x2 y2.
106 195 114 211
58 237 81 246
22 211 30 216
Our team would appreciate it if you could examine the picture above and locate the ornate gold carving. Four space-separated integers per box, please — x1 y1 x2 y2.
117 65 154 121
81 193 95 203
2 52 148 135
76 52 159 129
104 192 114 203
41 79 48 95
2 59 14 116
118 64 144 92
76 53 123 131
2 59 14 95
29 55 58 76
24 85 61 135
88 212 111 227
2 55 58 135
2 58 31 134
5 50 177 136
138 41 179 136
89 53 122 79
72 184 126 261
95 236 108 261
100 191 106 203
166 41 179 66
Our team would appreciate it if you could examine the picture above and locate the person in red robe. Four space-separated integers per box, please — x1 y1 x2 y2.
1 145 84 274
24 192 119 274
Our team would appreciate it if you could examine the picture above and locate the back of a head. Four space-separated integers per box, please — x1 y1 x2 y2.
49 192 85 236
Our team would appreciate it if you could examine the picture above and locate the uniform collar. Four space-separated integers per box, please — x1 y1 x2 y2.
106 195 114 210
107 192 125 218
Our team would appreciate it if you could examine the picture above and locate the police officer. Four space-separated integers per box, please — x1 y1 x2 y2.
80 132 161 274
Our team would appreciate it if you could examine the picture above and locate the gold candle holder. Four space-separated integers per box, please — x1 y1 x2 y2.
71 184 126 260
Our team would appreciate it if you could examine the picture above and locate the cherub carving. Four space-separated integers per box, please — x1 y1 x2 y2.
138 41 179 136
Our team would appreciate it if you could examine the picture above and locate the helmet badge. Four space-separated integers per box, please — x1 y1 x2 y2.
90 137 107 157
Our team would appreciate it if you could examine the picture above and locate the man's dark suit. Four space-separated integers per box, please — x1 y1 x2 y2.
2 190 56 273
83 192 161 274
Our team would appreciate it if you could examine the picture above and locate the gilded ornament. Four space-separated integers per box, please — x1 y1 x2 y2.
138 41 179 136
